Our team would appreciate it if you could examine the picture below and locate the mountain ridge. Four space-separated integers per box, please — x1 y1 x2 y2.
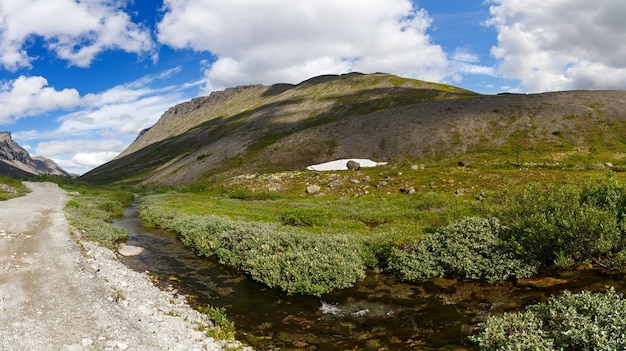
0 132 70 178
80 73 626 186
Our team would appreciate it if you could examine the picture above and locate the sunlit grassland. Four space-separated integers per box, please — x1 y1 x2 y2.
148 155 621 238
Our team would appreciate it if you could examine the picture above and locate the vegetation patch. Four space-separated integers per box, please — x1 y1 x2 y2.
0 175 30 200
139 196 369 296
472 289 626 350
387 217 537 283
197 306 236 341
497 176 626 268
63 183 134 248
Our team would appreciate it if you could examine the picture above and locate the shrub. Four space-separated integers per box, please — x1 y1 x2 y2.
65 206 128 248
472 289 626 350
97 200 125 218
140 199 368 296
499 178 626 268
63 188 133 248
237 230 367 295
387 217 537 283
280 207 328 227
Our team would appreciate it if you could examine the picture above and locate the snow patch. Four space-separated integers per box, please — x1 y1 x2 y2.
306 159 387 171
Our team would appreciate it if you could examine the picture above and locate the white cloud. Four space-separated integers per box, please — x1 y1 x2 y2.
59 151 120 173
58 88 184 137
487 0 626 92
0 76 81 124
32 138 134 174
157 0 451 92
34 139 126 157
10 68 195 174
0 0 154 70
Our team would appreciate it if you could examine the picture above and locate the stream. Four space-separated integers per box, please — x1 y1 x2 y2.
114 203 626 350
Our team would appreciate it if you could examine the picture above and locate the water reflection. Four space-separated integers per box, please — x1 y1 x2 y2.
115 204 626 350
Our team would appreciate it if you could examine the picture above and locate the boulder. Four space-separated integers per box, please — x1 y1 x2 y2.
346 160 361 170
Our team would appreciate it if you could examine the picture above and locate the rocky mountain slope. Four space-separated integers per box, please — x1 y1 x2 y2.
0 132 69 178
80 72 626 186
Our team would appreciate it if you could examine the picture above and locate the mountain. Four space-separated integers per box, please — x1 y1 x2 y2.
80 72 626 186
0 132 70 178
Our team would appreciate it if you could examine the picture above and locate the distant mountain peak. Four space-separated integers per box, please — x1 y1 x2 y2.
0 132 69 178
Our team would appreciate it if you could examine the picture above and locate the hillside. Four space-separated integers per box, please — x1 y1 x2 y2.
80 72 626 185
0 132 70 178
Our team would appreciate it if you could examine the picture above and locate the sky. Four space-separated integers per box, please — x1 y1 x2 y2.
1 0 625 175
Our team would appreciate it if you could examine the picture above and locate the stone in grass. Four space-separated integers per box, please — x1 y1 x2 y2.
306 184 321 194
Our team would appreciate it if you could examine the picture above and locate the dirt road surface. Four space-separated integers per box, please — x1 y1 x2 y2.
0 182 240 351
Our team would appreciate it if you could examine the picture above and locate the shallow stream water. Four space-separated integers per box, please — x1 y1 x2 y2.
114 204 626 350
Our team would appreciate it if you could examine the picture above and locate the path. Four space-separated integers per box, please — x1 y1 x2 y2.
0 182 237 351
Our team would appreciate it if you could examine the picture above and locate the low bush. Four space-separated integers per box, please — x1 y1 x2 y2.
387 217 537 283
499 177 626 268
279 207 329 227
472 289 626 350
97 201 125 218
64 189 133 248
140 198 368 296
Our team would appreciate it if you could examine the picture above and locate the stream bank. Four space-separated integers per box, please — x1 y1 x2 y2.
115 203 626 350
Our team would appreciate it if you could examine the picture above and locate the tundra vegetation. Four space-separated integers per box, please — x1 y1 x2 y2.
472 289 626 350
25 159 626 348
133 160 626 295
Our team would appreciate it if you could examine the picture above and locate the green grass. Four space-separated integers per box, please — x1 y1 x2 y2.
62 182 135 248
0 175 30 200
134 147 626 296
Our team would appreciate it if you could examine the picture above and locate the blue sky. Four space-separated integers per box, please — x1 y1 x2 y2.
0 0 625 175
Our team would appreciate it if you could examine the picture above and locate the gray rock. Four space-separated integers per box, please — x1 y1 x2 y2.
0 184 17 193
400 187 416 195
346 160 361 170
306 184 321 194
328 180 343 188
117 244 145 257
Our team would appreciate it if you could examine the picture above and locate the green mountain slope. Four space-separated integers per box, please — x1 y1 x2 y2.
80 72 626 185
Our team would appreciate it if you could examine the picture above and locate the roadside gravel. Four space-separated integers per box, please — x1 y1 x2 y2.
0 182 247 351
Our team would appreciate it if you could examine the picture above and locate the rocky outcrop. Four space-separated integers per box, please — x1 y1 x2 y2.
0 132 69 178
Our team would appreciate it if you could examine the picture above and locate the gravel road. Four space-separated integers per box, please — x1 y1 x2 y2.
0 182 244 351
